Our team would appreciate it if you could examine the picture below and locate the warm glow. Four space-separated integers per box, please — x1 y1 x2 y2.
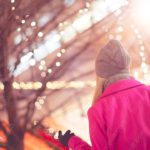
31 21 36 27
0 82 4 90
21 19 26 24
11 0 15 3
133 0 150 24
15 0 127 75
1 81 96 90
17 27 21 32
57 52 62 57
38 31 44 37
11 6 15 10
40 60 46 65
29 58 36 66
61 49 66 53
48 68 52 73
55 61 61 67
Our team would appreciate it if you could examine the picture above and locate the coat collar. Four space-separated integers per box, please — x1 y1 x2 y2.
100 79 143 99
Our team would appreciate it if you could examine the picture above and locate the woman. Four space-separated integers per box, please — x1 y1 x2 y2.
58 40 150 150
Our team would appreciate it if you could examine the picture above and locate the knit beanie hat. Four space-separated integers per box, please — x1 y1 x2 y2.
95 40 130 78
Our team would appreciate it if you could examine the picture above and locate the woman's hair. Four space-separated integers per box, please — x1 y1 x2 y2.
92 76 105 105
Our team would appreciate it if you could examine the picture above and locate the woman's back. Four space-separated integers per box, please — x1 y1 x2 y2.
89 79 150 150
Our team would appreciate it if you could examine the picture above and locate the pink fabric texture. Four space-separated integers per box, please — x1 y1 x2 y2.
68 79 150 150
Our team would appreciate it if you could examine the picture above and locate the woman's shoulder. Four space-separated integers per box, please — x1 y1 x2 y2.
88 99 106 116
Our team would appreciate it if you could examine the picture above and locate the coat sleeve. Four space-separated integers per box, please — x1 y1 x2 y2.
68 135 91 150
88 107 108 150
68 106 108 150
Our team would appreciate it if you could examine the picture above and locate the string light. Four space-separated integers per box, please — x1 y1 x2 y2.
48 128 55 134
35 96 46 110
11 7 15 11
31 21 36 27
17 0 125 79
0 81 96 90
33 120 38 126
63 21 68 25
108 20 148 83
60 31 64 35
117 26 124 32
11 0 15 3
56 61 61 67
47 68 52 74
40 60 46 66
12 82 20 89
141 62 146 68
10 0 130 88
79 9 84 14
139 51 144 57
84 8 88 13
21 19 25 24
35 101 42 110
17 27 21 32
33 82 42 89
61 49 66 53
140 45 145 51
29 58 36 66
59 23 63 27
134 71 139 78
39 65 44 70
39 99 44 105
143 67 148 74
0 83 4 90
86 2 90 8
57 52 62 57
131 23 148 82
38 32 44 37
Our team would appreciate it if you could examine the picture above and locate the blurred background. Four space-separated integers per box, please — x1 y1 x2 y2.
0 0 150 149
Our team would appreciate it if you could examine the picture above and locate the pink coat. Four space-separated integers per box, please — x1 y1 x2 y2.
68 79 150 150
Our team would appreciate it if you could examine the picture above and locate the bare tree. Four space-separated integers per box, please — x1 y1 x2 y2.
0 0 129 150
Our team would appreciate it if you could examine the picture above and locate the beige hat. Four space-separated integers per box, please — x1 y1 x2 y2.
95 40 130 78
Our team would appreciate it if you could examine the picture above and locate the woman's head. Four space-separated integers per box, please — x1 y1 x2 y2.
95 40 130 79
92 40 131 105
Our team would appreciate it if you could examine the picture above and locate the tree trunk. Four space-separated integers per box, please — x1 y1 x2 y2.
7 132 24 150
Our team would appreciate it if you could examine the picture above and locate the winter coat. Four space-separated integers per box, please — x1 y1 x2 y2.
68 79 150 150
